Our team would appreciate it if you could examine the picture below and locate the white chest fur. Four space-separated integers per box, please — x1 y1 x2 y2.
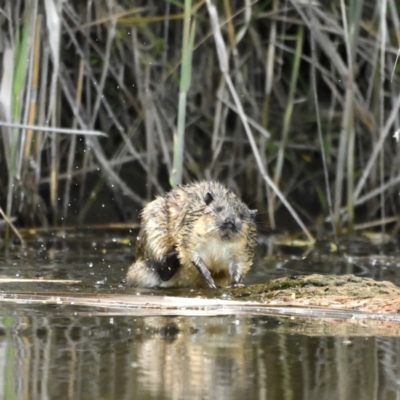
192 235 240 272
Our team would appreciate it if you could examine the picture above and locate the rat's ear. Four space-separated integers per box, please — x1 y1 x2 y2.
249 209 257 219
204 192 214 205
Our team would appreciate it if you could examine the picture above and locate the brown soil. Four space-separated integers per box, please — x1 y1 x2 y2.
231 274 400 314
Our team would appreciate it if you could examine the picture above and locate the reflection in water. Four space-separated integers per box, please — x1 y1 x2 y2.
2 232 400 399
1 311 400 400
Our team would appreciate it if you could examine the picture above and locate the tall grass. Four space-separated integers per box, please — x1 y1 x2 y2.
0 0 399 238
170 0 196 187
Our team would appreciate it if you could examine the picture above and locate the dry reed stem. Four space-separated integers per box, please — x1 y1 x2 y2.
0 206 25 246
206 0 314 242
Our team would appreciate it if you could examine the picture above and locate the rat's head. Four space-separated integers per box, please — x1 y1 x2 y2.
202 188 257 240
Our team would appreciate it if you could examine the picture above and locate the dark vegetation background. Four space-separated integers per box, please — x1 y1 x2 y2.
0 0 399 239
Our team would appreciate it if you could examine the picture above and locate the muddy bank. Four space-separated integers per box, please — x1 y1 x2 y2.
230 274 400 314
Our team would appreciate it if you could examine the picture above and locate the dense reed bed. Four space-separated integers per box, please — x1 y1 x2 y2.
0 0 399 239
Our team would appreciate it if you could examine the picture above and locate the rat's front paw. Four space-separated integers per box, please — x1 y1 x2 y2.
227 282 245 288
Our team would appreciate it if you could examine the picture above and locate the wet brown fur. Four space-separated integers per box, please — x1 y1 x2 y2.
124 181 257 288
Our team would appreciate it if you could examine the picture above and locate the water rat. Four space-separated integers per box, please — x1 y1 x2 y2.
124 181 257 288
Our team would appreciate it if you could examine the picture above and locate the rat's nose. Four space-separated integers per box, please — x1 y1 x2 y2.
222 217 236 230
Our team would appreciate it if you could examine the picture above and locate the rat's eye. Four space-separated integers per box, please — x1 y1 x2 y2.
215 206 224 212
238 212 244 219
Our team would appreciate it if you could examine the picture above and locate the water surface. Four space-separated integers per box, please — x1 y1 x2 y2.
1 230 400 399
